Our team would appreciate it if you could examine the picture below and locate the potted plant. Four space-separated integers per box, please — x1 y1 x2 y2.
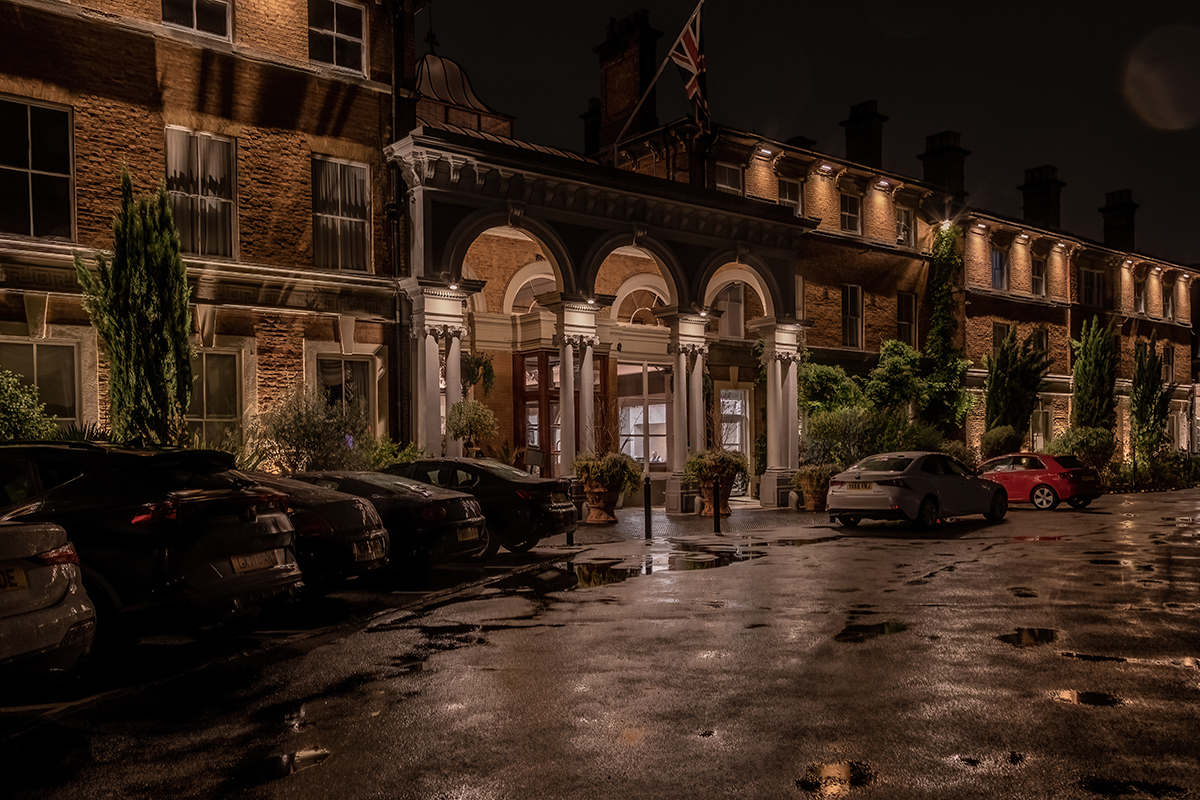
445 399 499 456
684 449 749 517
573 451 641 524
792 463 842 512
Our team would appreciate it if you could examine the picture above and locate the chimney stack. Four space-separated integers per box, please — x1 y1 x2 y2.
918 131 970 201
587 10 662 154
1019 165 1067 228
1099 189 1138 252
840 100 888 169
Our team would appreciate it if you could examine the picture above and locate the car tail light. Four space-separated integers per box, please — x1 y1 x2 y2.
829 480 845 489
290 509 334 537
130 502 178 524
515 489 533 500
876 479 909 489
421 505 448 522
32 543 80 565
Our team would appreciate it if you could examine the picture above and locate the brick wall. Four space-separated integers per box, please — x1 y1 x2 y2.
464 233 546 312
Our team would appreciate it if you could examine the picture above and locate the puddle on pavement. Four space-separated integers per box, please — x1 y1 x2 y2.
998 628 1058 647
572 557 652 587
1078 776 1189 797
1054 690 1123 707
795 761 875 796
835 621 907 643
243 748 331 784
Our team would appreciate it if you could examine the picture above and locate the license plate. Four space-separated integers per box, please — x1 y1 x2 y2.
457 526 480 542
231 550 279 574
0 565 27 592
353 537 384 561
552 492 569 503
848 482 872 491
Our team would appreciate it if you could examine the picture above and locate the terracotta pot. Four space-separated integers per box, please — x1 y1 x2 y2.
583 484 620 524
797 475 828 512
700 474 735 517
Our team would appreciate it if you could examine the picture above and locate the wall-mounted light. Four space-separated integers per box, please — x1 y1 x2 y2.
699 309 708 317
819 164 833 173
940 220 952 230
876 179 890 189
1019 234 1029 240
449 281 459 290
586 297 596 305
976 223 987 229
758 146 773 157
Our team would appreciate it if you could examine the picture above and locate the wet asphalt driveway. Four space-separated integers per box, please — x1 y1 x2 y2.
3 490 1200 799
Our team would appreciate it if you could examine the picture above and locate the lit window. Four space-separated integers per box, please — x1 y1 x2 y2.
992 322 1011 358
778 178 801 215
1032 258 1046 297
1030 397 1051 451
842 285 862 348
1032 328 1048 355
0 98 72 239
1082 268 1104 308
618 363 669 470
715 163 743 195
308 0 365 73
897 291 916 348
312 157 370 271
162 0 230 37
187 350 239 443
839 193 860 233
1162 282 1174 321
1134 278 1146 314
166 127 235 257
0 340 77 426
895 207 915 247
1163 345 1174 384
991 248 1008 290
715 283 745 339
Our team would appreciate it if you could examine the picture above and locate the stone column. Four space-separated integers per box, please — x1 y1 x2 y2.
423 329 442 452
579 339 594 454
560 337 576 476
766 355 782 469
783 355 799 469
748 319 803 508
672 345 688 470
445 333 463 457
689 347 706 454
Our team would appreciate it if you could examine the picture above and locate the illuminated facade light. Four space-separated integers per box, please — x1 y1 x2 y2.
819 164 833 172
586 296 596 305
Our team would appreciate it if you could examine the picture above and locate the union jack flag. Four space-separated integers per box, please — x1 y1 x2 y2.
669 4 708 121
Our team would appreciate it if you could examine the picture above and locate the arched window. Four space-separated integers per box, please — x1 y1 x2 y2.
511 275 557 314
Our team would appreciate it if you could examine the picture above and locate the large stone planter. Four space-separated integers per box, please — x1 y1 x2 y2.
583 484 620 524
796 475 829 512
699 475 736 517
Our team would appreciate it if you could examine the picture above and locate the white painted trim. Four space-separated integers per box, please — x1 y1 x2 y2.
609 273 669 321
501 260 556 315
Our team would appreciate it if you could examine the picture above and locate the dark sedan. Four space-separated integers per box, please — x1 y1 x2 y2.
289 471 487 568
0 443 302 644
387 458 576 556
247 472 389 586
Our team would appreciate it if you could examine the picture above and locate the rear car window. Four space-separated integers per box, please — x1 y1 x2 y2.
119 455 243 491
856 456 914 472
476 461 532 480
1054 455 1085 469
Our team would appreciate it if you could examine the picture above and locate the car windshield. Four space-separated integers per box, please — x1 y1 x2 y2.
854 455 914 472
1054 455 1086 469
475 460 534 480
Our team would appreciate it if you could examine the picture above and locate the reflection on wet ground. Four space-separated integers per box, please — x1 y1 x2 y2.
1054 690 1123 706
239 748 331 786
835 621 907 643
997 628 1058 647
795 761 875 796
1078 775 1190 797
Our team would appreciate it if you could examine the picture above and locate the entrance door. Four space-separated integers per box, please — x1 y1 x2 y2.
719 388 750 496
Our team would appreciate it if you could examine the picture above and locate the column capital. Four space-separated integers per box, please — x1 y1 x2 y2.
412 323 467 340
668 342 710 357
770 351 803 363
555 333 600 349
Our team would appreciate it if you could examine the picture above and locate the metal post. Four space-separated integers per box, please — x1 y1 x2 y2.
713 481 721 535
644 476 652 541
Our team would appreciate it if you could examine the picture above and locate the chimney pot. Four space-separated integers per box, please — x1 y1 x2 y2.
1018 165 1067 228
590 9 663 154
1099 189 1139 252
840 100 888 169
918 131 970 201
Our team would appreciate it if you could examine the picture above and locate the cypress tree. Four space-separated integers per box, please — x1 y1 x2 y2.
922 223 972 432
74 169 193 445
1129 331 1171 476
1069 316 1118 430
983 329 1052 437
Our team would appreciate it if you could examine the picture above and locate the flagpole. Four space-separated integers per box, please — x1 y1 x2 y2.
608 0 705 166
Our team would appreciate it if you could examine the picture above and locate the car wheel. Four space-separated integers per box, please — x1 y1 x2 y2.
477 524 501 559
984 490 1008 522
1031 484 1059 510
503 538 539 553
916 496 938 529
1067 496 1092 509
837 516 860 527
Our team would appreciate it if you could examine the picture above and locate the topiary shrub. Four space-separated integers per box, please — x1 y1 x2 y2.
251 383 373 474
573 451 642 494
1045 426 1117 471
0 370 58 441
981 426 1021 459
445 399 499 454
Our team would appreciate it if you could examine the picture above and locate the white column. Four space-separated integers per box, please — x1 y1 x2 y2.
445 334 463 457
783 356 799 468
579 341 594 454
561 339 576 474
689 348 705 454
766 355 782 469
672 347 688 469
424 331 441 453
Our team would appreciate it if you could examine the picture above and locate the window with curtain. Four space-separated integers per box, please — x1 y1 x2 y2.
166 127 234 257
991 248 1008 290
186 350 238 444
162 0 230 37
1082 268 1104 307
308 0 365 73
841 284 862 348
895 207 915 246
992 322 1011 358
715 163 743 195
1032 258 1046 297
312 157 369 271
839 193 860 233
1162 282 1174 320
0 98 72 239
0 340 77 425
778 178 801 215
897 291 916 348
319 356 371 416
617 363 669 470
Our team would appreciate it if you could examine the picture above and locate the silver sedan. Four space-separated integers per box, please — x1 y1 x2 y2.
825 452 1007 528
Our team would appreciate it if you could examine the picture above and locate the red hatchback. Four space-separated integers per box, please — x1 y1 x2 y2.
977 453 1102 510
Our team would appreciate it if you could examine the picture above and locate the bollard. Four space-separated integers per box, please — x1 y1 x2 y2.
644 476 652 540
713 482 722 535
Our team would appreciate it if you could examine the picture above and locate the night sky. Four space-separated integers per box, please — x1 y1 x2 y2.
420 1 1200 266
